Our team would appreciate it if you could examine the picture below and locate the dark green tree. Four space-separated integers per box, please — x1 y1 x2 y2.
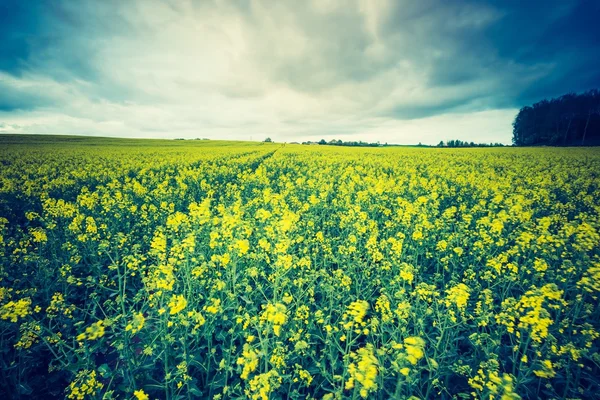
512 89 600 146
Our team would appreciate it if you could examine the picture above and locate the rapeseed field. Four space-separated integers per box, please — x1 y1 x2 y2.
1 135 599 399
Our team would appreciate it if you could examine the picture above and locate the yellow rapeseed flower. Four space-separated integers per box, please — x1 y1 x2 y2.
345 344 379 398
168 294 187 315
133 389 149 400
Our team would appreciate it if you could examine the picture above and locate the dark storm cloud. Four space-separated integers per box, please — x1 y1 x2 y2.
375 0 600 114
0 0 135 98
0 1 41 75
0 1 92 80
483 0 600 105
0 83 50 111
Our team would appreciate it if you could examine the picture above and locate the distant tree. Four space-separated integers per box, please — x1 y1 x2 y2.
512 89 600 146
442 140 505 148
263 137 273 143
312 138 384 147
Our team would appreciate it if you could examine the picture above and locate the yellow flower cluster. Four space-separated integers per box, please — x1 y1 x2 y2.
46 292 75 319
77 320 106 341
445 283 471 310
15 321 41 349
578 261 600 294
260 302 287 337
533 359 556 379
66 370 103 400
133 389 149 400
125 312 145 334
345 344 379 398
237 343 260 380
469 362 520 400
0 297 31 323
168 294 187 315
403 336 426 365
497 284 566 343
342 300 369 330
374 294 393 323
247 370 282 400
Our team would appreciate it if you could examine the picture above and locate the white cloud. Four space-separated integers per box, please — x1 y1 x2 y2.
1 107 516 144
0 0 520 144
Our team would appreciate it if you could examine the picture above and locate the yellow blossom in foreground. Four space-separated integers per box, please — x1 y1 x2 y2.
445 283 471 310
31 228 48 243
345 344 379 398
67 370 103 400
533 360 556 379
77 320 105 341
168 294 187 315
399 263 415 285
237 344 260 380
375 294 393 323
297 367 313 386
282 293 293 304
343 300 369 329
133 389 149 400
404 336 426 365
236 239 250 256
247 370 282 400
205 298 221 314
260 303 287 336
578 261 600 293
469 364 520 400
0 298 32 322
125 312 145 334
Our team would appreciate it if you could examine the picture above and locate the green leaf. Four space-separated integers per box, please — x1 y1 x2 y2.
98 363 111 378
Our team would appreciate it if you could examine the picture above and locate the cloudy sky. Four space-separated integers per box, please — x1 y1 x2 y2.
1 0 599 144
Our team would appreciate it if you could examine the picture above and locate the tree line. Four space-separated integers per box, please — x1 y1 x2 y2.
512 89 600 146
303 139 383 147
436 140 505 148
300 139 506 147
